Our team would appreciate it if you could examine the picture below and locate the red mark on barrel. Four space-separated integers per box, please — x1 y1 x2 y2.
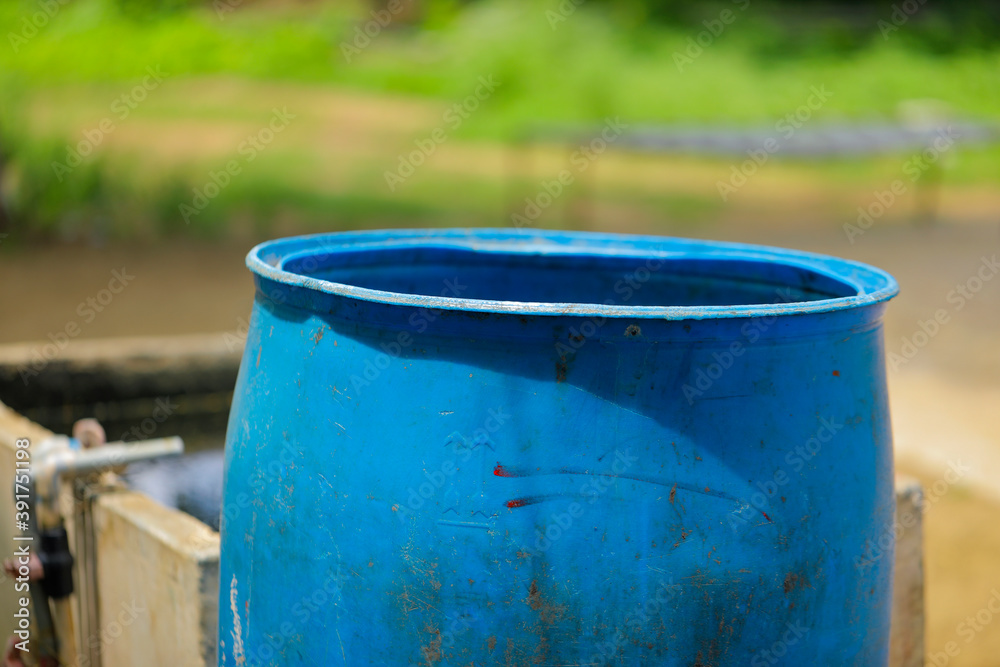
494 463 513 477
761 511 772 522
832 370 840 377
505 496 544 508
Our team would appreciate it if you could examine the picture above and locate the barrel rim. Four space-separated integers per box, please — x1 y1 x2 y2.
246 228 899 320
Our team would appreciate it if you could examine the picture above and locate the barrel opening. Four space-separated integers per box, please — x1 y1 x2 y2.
283 246 858 308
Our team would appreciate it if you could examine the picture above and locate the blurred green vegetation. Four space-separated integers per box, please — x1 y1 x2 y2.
0 0 997 240
3 0 998 124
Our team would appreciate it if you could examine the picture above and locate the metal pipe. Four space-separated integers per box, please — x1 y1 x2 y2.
18 429 184 664
33 436 183 529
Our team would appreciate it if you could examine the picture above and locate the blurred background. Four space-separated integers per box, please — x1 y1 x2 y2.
0 0 998 662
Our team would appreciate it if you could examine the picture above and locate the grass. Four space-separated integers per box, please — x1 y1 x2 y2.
1 0 998 239
4 0 998 124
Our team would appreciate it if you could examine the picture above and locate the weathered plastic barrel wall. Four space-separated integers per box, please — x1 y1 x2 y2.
219 229 898 665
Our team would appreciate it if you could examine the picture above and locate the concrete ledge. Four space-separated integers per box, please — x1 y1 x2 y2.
0 333 242 411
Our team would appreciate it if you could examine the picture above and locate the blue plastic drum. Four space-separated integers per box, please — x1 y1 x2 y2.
219 229 898 665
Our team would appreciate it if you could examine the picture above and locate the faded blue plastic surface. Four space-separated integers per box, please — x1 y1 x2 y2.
219 228 898 666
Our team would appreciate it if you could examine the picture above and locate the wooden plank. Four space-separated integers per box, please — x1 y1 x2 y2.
891 476 925 667
93 491 219 666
